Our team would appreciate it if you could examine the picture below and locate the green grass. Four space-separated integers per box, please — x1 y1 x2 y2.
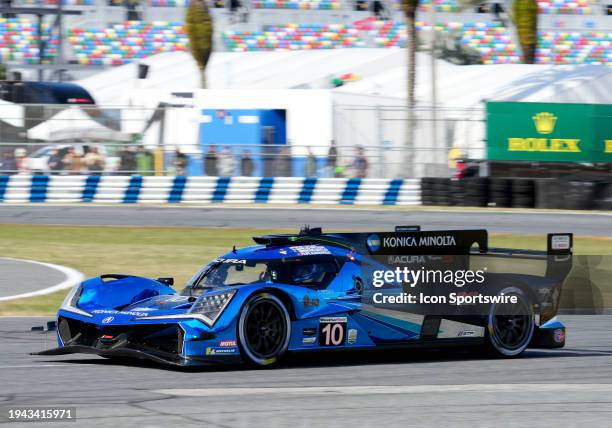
1 225 610 315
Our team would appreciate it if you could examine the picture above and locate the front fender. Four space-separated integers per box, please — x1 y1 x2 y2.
78 274 176 312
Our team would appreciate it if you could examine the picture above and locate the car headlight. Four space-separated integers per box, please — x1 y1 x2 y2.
136 289 236 327
59 284 92 318
188 290 236 326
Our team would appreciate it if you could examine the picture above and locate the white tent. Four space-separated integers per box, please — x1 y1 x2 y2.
27 107 131 142
77 49 612 107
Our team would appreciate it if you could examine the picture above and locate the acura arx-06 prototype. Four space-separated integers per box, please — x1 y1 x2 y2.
40 226 572 367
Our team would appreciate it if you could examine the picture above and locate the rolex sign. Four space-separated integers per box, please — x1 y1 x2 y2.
487 101 612 163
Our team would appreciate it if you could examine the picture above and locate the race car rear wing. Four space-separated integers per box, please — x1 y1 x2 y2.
253 226 573 280
253 227 572 256
254 226 489 255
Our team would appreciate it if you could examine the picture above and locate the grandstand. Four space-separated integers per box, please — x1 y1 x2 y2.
0 0 609 78
68 21 188 65
0 0 609 179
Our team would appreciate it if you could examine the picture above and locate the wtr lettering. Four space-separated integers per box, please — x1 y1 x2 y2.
383 235 457 248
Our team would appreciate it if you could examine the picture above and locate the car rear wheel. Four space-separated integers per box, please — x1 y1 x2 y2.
486 287 534 357
238 293 291 367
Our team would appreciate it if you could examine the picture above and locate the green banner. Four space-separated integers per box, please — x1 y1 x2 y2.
487 102 612 163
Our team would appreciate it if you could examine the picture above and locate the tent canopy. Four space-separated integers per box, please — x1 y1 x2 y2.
78 50 612 108
27 107 132 142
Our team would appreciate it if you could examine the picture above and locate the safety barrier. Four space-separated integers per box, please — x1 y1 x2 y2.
421 177 612 210
0 175 421 205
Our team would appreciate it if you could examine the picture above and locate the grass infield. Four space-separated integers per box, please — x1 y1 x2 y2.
1 225 610 315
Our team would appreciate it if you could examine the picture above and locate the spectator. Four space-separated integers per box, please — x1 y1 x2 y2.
204 145 218 176
305 148 317 177
137 146 154 176
0 151 17 175
62 147 81 175
83 146 105 175
241 150 254 177
353 146 369 178
275 147 292 177
372 0 385 17
327 140 338 177
174 148 188 176
14 148 27 173
218 146 236 177
125 0 141 20
118 146 137 175
492 3 505 25
48 148 64 175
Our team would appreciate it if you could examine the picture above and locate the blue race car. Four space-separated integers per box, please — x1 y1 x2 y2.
40 226 572 367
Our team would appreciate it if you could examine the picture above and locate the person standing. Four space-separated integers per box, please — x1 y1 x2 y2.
0 151 17 175
62 147 82 175
274 147 292 177
119 146 138 175
173 148 188 176
136 146 154 176
48 148 64 175
204 145 218 176
353 146 369 178
83 147 105 175
218 146 236 177
241 150 254 176
305 148 317 177
326 140 338 177
14 148 27 173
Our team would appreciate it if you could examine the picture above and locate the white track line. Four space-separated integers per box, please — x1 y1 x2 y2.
0 364 76 369
1 203 611 216
155 384 612 397
0 258 84 302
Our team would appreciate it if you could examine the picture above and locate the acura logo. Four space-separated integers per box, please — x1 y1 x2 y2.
101 316 114 324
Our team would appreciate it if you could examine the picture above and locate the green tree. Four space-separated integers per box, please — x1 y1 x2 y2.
185 0 214 88
513 0 538 63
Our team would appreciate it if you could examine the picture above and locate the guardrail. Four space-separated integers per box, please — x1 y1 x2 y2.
0 175 421 205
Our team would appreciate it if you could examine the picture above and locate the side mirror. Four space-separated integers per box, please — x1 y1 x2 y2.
157 277 174 286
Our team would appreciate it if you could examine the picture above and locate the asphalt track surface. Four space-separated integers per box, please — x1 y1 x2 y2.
0 259 64 299
0 205 611 236
1 206 611 427
1 315 612 427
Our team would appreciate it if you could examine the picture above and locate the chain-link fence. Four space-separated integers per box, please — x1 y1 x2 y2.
0 103 482 178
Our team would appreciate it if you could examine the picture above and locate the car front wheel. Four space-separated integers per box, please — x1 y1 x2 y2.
238 293 291 367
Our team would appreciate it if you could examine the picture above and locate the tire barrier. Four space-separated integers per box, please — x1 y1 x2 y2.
422 177 611 211
488 178 512 208
462 177 489 207
511 179 536 209
537 178 611 210
0 175 421 206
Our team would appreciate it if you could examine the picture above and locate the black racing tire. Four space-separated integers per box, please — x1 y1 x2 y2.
238 293 291 367
486 286 534 357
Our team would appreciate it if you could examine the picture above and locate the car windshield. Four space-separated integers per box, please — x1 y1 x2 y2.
187 257 339 294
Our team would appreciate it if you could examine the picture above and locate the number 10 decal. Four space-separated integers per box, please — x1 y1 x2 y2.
319 317 347 346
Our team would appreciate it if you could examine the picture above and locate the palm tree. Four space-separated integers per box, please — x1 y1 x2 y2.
513 0 538 63
185 0 214 88
401 0 420 176
401 0 420 108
